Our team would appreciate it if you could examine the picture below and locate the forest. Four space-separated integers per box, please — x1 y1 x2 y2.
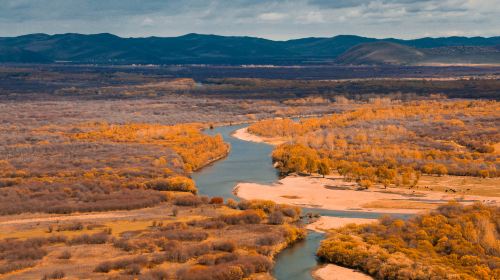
317 203 500 280
250 100 499 189
0 122 228 215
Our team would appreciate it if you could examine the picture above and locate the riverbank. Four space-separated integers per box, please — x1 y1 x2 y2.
307 217 376 280
313 265 373 280
306 216 376 233
307 216 377 280
234 174 500 214
231 127 286 146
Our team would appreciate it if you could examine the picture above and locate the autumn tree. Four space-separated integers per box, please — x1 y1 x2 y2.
317 203 500 280
305 157 317 175
317 160 330 178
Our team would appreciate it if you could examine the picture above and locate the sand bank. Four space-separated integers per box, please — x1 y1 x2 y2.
306 216 376 233
313 265 373 280
234 175 500 214
231 127 286 145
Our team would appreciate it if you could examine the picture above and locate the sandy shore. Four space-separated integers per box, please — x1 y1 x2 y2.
306 216 376 233
234 175 500 214
313 265 373 280
232 127 286 145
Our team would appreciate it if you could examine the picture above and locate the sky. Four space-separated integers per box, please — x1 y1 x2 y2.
0 0 499 40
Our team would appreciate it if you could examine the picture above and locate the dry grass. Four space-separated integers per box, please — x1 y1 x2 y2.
362 199 437 210
0 199 305 279
415 175 500 197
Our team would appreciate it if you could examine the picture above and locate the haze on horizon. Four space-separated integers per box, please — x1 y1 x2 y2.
0 0 499 40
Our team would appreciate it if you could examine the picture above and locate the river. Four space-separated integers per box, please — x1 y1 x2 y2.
192 124 410 280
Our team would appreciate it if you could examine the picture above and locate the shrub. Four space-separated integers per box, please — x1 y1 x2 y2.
220 210 261 225
67 232 110 245
201 219 226 229
188 218 225 229
86 223 106 230
113 238 133 252
146 176 197 194
183 254 272 279
161 230 208 242
209 197 224 204
0 261 35 275
212 241 236 252
139 269 170 280
282 224 306 244
46 235 67 243
0 238 48 263
237 200 251 210
159 242 212 263
173 195 202 206
236 254 273 275
247 200 276 214
200 195 210 204
177 265 244 280
256 233 282 246
280 205 301 220
94 261 112 273
56 222 83 232
42 270 65 279
268 211 284 225
126 264 142 275
197 254 217 266
214 253 239 265
0 181 167 215
94 255 147 273
57 250 71 260
0 178 19 188
358 179 373 189
226 198 238 209
172 207 179 217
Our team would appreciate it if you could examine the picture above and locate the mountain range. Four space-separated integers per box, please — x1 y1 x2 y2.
1 33 499 65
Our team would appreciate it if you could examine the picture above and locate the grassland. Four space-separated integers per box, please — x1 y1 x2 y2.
1 65 499 279
0 195 305 279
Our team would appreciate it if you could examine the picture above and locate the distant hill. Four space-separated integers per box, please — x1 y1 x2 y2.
335 42 426 65
337 42 500 65
0 33 499 65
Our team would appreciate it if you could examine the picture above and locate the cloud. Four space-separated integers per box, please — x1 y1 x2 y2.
296 11 324 23
308 0 432 9
141 17 154 27
258 12 287 21
0 0 498 39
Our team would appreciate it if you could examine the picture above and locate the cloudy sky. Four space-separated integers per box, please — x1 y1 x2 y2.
0 0 498 40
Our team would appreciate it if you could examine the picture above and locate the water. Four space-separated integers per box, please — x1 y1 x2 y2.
272 232 325 280
193 124 410 280
192 124 279 199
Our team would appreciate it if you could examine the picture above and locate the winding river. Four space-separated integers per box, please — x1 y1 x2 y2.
193 124 409 280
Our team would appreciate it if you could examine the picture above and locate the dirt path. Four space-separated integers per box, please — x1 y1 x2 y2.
0 203 173 227
0 212 135 226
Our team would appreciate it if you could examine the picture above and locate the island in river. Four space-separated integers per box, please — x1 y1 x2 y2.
232 127 500 215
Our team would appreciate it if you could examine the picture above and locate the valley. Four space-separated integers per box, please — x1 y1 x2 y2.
0 64 498 280
1 1 499 279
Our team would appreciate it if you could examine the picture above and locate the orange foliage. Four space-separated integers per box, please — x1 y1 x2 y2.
71 123 229 172
0 122 229 215
318 203 500 279
250 100 499 187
